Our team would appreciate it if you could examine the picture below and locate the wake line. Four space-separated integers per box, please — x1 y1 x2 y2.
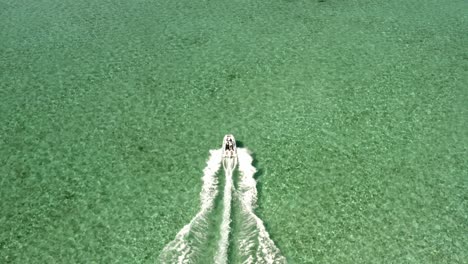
159 149 222 264
159 140 287 264
214 161 234 264
236 148 287 264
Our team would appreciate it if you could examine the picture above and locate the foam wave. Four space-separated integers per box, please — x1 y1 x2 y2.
236 148 287 264
214 160 234 264
159 149 222 264
159 147 287 264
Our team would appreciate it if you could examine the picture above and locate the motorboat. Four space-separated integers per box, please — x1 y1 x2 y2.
222 134 237 170
222 134 237 158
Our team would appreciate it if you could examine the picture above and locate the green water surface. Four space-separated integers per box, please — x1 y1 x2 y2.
0 0 466 263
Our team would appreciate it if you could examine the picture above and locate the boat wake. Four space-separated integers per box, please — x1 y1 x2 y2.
214 159 234 264
235 148 287 264
159 142 286 264
159 149 222 264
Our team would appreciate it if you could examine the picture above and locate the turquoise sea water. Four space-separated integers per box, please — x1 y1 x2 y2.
1 0 466 263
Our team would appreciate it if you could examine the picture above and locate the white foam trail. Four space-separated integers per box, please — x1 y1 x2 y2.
159 149 222 264
160 147 286 263
236 148 287 264
214 159 235 264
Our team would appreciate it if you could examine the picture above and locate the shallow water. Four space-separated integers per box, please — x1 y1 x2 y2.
1 0 466 262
